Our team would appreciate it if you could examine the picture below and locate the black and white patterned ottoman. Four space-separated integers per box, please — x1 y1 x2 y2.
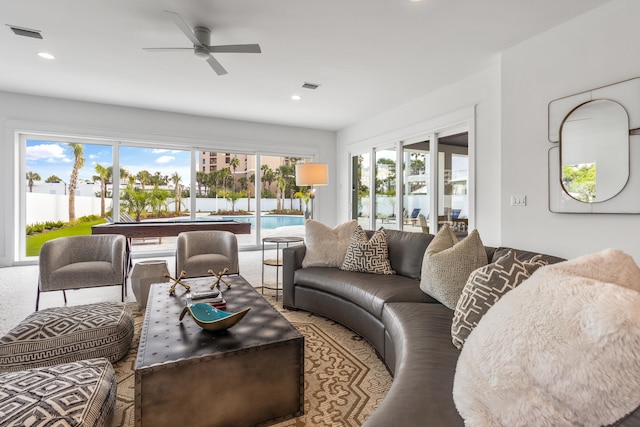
0 357 116 427
0 302 133 372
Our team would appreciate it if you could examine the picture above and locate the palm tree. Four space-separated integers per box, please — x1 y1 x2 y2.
196 171 207 196
45 175 63 183
276 175 286 211
260 164 270 190
137 170 151 190
26 171 41 192
264 168 276 194
122 188 151 221
149 186 171 217
94 163 110 217
219 168 231 194
229 157 240 191
207 170 220 197
170 172 182 214
294 189 310 217
248 173 255 211
68 143 85 223
277 165 295 210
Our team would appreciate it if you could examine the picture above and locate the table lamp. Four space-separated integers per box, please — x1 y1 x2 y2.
295 163 328 219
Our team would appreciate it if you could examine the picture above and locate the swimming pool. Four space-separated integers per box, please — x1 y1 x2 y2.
220 215 305 229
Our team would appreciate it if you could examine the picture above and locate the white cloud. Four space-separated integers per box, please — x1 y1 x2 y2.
152 149 181 154
26 144 69 162
156 155 175 164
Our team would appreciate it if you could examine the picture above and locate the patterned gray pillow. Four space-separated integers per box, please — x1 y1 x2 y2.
340 226 395 275
420 225 488 309
451 250 547 350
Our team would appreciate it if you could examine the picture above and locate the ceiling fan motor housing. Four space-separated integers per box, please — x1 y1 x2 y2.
193 26 211 58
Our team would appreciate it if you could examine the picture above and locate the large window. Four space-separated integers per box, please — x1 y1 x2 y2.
352 130 470 236
19 134 311 260
352 152 371 229
402 141 430 232
375 148 398 230
24 138 113 257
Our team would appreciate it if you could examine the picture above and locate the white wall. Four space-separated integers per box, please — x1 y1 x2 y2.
0 92 336 266
337 63 502 247
500 0 640 261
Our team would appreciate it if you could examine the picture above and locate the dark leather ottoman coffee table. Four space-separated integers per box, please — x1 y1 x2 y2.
134 276 304 427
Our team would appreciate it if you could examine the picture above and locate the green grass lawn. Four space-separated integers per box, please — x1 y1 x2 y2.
26 219 108 257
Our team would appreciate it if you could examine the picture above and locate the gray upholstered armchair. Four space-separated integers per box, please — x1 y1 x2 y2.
37 235 127 311
176 230 239 278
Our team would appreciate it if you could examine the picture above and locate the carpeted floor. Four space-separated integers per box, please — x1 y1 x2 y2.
110 298 392 427
0 249 392 426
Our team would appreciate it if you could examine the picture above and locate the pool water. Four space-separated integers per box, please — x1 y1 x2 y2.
221 215 304 229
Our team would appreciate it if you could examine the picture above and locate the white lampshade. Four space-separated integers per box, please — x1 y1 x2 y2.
295 163 328 186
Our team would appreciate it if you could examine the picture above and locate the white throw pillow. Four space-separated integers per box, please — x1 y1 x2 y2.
453 249 640 426
302 220 358 268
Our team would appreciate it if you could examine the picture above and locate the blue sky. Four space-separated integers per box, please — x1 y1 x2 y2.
25 140 191 183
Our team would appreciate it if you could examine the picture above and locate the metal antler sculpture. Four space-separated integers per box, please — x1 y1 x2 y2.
165 270 191 295
207 267 231 289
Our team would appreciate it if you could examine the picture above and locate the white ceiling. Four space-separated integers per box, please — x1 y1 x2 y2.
0 0 613 131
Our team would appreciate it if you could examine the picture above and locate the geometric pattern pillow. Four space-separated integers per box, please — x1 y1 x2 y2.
420 225 487 309
0 357 116 427
0 302 134 372
451 250 547 350
340 226 395 275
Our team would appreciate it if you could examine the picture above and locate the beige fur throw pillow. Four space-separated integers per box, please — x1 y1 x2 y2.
302 220 358 268
420 224 487 309
453 249 640 426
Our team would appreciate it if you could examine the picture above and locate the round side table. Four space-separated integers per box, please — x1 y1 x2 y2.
262 236 304 301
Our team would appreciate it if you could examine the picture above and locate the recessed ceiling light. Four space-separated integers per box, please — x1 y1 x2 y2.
37 52 55 60
291 94 302 101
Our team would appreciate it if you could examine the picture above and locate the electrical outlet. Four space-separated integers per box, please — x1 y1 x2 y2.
510 195 527 206
511 196 527 206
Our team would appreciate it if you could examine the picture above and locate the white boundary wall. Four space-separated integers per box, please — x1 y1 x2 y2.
25 194 298 224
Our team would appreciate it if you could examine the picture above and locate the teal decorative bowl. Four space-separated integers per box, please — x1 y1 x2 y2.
180 303 250 331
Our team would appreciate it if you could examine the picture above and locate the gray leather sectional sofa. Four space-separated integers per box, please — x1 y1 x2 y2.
282 229 640 426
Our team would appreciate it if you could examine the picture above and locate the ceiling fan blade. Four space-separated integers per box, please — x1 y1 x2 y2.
143 48 192 52
207 56 228 75
165 10 202 46
208 44 262 54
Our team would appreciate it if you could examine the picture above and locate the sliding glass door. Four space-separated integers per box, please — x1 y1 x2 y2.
351 130 470 237
19 133 313 260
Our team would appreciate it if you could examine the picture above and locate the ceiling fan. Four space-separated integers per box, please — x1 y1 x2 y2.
143 11 261 75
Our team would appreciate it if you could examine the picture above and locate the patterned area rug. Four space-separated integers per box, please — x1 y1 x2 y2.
109 298 392 427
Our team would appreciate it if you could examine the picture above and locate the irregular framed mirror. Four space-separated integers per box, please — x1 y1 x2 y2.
548 77 640 214
559 99 629 203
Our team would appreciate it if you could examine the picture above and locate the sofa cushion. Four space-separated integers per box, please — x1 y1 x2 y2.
420 225 488 309
294 267 435 319
451 250 547 350
341 226 394 275
364 303 463 426
383 230 433 279
302 220 358 268
453 249 640 426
